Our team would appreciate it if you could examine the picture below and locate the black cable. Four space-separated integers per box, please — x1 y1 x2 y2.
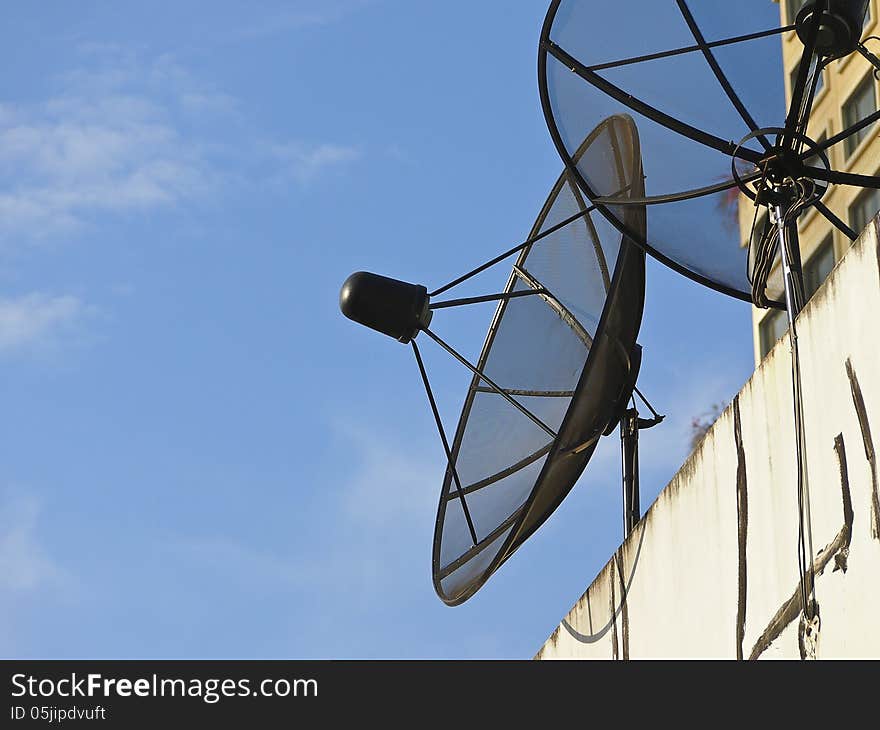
748 160 779 308
775 194 817 623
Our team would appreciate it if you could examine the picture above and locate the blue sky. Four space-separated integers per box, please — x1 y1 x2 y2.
0 1 758 658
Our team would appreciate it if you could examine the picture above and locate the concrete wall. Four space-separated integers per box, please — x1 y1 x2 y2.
536 218 880 660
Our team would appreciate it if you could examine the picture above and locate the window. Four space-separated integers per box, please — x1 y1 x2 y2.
802 235 835 300
849 186 880 234
759 309 788 359
842 75 878 157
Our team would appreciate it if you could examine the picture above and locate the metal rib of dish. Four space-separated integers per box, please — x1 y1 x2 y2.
538 0 880 305
433 114 646 605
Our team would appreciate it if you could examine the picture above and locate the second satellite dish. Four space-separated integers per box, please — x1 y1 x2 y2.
432 115 647 604
340 114 649 605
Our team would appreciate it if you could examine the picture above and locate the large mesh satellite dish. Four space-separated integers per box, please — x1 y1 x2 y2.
538 0 880 637
432 116 647 605
539 0 880 306
340 115 654 605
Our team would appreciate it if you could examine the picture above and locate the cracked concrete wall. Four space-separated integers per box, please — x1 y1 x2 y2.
536 217 880 660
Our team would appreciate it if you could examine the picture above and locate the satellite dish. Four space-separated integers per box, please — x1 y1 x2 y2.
538 0 880 634
340 115 658 605
538 0 880 306
432 115 648 605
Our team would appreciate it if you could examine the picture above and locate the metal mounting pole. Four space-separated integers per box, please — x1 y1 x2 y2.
772 202 817 623
618 399 663 538
620 408 641 536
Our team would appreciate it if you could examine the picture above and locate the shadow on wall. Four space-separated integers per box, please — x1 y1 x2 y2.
558 515 648 660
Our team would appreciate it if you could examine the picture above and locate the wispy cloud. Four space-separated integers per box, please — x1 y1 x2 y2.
266 142 362 185
179 91 240 117
222 1 370 42
0 58 212 242
0 488 70 596
0 46 364 243
0 487 80 654
229 10 339 41
0 293 86 354
336 420 439 528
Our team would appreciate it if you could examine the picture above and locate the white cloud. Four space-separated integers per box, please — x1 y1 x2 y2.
0 47 363 243
229 10 337 41
0 293 85 354
268 142 362 185
0 487 79 654
0 76 207 241
222 2 367 42
0 51 231 244
0 489 68 595
336 421 440 528
179 91 240 116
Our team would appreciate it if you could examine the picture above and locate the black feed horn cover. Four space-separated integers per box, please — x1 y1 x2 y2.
340 271 431 343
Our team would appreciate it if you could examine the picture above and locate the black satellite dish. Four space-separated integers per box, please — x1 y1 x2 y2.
341 115 660 605
539 0 880 306
538 0 880 637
